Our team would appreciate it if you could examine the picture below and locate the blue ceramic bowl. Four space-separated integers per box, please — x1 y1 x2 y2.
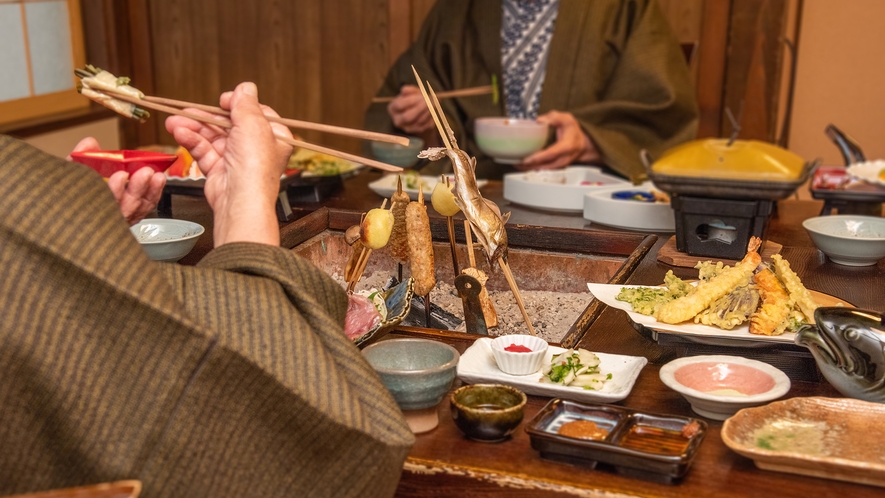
362 338 459 410
371 136 425 168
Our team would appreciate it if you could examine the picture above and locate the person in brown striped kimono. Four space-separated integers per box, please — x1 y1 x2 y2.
0 82 414 497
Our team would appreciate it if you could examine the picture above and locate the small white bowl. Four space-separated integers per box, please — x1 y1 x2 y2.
490 335 549 376
802 215 885 266
130 218 204 262
659 355 790 420
475 117 548 164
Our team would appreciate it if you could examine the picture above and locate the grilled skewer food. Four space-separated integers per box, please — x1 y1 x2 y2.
387 176 411 264
405 188 436 296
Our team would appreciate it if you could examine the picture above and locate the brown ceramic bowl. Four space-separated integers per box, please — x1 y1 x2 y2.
450 384 527 442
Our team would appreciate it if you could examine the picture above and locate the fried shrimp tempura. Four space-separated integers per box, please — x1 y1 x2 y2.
750 267 791 336
655 237 763 324
771 253 819 323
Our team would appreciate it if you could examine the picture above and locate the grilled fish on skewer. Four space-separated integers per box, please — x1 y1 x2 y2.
420 147 510 264
387 176 411 264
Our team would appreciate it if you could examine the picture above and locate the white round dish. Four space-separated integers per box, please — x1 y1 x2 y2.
583 181 675 232
489 335 549 376
659 355 791 421
802 215 885 266
503 166 629 212
130 218 205 262
846 160 885 186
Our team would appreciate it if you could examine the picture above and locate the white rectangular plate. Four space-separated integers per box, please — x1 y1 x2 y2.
457 337 647 403
369 174 487 201
587 283 796 344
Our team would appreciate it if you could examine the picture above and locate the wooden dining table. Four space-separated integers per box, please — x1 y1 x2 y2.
167 170 885 497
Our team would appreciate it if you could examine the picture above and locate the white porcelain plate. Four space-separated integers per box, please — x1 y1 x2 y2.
457 337 647 403
583 181 675 232
846 160 885 186
503 166 629 212
368 174 488 201
587 283 850 346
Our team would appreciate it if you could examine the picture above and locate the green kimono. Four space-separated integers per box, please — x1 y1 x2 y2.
0 135 413 497
365 0 698 181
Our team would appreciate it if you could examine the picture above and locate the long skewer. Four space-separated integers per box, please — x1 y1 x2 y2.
95 88 403 173
412 67 535 336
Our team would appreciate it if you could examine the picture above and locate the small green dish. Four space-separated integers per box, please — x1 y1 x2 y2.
450 384 527 442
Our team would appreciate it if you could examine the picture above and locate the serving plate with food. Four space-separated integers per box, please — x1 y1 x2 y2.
457 337 647 404
588 239 851 346
721 397 885 487
846 159 885 186
368 172 488 201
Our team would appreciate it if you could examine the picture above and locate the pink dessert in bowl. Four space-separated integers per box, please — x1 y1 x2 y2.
660 355 790 420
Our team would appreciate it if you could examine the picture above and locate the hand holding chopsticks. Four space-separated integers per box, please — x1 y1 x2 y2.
75 67 408 173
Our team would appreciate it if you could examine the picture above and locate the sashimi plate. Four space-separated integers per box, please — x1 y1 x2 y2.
457 337 647 404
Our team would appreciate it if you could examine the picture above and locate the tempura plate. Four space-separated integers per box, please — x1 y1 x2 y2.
587 283 850 346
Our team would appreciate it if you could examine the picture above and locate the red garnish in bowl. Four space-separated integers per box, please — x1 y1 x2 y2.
505 344 533 353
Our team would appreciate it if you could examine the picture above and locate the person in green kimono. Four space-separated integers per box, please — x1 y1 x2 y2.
365 0 698 182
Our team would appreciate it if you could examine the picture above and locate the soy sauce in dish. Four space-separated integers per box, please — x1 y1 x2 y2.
619 425 691 455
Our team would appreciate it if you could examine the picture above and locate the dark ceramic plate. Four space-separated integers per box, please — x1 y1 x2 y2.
354 277 414 349
526 399 707 483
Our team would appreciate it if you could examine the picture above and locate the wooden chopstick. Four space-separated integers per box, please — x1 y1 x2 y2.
371 85 493 104
144 95 409 146
99 89 403 173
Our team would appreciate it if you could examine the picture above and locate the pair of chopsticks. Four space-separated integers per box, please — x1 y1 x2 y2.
92 86 406 173
371 84 494 104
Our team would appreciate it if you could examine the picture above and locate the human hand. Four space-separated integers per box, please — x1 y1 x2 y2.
388 85 436 138
68 137 166 226
165 82 292 247
515 111 600 171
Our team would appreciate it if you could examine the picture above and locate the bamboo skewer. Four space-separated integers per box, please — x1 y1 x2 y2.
371 85 494 104
96 89 403 173
498 257 537 337
412 66 535 336
464 220 477 269
346 200 387 293
143 94 409 146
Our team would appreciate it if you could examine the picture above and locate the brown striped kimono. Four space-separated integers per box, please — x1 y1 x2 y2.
0 135 414 497
364 0 699 182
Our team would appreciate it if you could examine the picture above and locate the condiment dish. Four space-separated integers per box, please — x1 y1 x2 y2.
450 384 526 442
130 219 204 262
659 355 790 420
802 215 885 266
489 334 548 375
